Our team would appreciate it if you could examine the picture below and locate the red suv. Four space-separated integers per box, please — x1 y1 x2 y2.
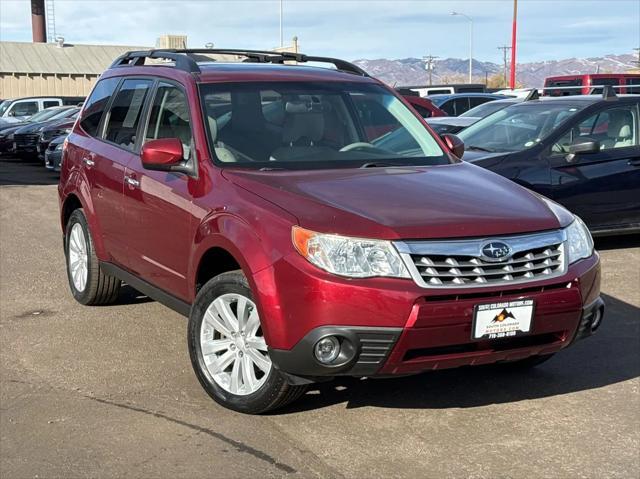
59 49 603 414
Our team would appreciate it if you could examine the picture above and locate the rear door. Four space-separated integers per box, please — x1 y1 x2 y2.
547 101 640 230
122 80 194 300
75 77 153 266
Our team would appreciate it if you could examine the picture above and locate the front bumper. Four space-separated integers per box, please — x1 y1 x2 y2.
264 252 601 379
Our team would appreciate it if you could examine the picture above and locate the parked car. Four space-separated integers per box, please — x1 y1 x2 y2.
543 74 640 96
13 107 79 158
59 49 603 414
427 97 525 134
0 96 83 123
399 91 446 118
37 113 79 160
44 135 66 172
458 89 640 235
428 93 511 116
403 83 487 96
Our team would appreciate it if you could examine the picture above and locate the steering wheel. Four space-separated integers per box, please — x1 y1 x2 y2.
339 142 377 152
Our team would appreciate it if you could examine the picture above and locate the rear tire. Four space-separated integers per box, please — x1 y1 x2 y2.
188 270 307 414
65 209 121 305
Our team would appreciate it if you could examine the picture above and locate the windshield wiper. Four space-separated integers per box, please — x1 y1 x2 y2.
466 145 495 153
360 162 405 168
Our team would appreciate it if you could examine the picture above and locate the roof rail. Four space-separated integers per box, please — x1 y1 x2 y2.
109 49 369 76
523 88 539 101
601 85 617 100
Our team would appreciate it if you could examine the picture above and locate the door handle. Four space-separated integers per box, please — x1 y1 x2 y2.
125 176 140 188
83 157 95 167
628 159 640 167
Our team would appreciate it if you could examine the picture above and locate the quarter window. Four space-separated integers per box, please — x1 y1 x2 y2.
43 100 59 109
145 83 192 159
80 77 120 137
104 79 153 150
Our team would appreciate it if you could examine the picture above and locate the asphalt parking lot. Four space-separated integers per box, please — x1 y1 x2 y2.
1 155 639 479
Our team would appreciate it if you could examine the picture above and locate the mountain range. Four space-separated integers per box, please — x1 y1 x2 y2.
352 53 638 88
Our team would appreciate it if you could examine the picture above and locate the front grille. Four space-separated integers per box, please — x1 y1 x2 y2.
13 133 39 147
395 229 567 289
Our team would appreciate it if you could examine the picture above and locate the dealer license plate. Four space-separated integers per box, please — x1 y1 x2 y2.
472 299 534 340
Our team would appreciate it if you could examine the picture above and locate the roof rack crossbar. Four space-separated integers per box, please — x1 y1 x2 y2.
109 48 368 76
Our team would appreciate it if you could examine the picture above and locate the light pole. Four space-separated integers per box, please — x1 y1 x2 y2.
279 0 284 47
451 11 473 83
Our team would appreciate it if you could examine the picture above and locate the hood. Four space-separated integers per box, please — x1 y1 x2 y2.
42 118 75 132
461 150 511 163
223 162 568 240
427 117 479 127
15 121 48 134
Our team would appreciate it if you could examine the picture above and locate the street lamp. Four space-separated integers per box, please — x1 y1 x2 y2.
451 11 473 83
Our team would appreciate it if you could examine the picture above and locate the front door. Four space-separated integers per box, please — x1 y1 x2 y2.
122 81 195 301
548 102 640 230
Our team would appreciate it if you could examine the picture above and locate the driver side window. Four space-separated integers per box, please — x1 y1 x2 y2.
552 105 638 154
145 82 193 160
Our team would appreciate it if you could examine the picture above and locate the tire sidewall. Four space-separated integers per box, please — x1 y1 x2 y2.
65 209 98 304
188 271 285 413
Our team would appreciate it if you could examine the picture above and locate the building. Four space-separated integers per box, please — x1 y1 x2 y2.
0 35 301 99
0 40 149 98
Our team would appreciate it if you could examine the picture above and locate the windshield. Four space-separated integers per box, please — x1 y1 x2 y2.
460 100 515 118
27 108 63 123
200 82 447 169
0 101 10 116
48 108 76 121
458 102 588 153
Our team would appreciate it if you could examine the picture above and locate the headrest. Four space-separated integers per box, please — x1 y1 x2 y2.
282 110 324 144
282 100 325 144
607 110 632 138
618 124 632 139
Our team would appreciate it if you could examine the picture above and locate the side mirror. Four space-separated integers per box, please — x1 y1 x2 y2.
441 133 465 158
7 110 16 117
141 138 194 175
566 140 600 163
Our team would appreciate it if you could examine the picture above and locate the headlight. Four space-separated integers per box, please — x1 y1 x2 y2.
55 142 64 151
7 133 14 140
292 226 410 278
565 216 594 264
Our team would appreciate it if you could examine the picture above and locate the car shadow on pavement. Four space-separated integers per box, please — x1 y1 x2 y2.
594 234 640 251
278 293 639 414
0 156 59 186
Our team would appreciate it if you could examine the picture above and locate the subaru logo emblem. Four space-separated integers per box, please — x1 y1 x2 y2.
481 241 512 261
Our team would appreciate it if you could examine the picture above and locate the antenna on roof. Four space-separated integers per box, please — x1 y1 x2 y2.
602 85 617 100
523 88 539 101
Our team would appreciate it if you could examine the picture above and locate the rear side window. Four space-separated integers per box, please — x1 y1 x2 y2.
43 100 59 108
80 78 120 137
439 100 456 116
104 79 153 150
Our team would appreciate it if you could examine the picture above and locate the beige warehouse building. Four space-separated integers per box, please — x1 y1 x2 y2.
0 40 148 98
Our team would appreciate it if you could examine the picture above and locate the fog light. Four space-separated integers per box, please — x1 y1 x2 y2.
314 336 340 364
591 308 603 332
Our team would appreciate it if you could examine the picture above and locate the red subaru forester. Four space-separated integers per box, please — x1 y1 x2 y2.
58 49 603 414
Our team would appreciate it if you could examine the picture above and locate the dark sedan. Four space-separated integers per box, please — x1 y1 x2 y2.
457 91 640 235
44 135 66 172
12 107 79 158
37 115 77 160
428 93 511 116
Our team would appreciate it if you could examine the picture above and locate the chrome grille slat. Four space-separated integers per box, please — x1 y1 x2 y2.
395 230 567 289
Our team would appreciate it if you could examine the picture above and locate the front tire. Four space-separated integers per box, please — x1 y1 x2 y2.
188 270 307 414
65 209 121 305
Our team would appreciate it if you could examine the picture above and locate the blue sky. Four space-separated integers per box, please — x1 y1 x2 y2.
1 0 638 63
